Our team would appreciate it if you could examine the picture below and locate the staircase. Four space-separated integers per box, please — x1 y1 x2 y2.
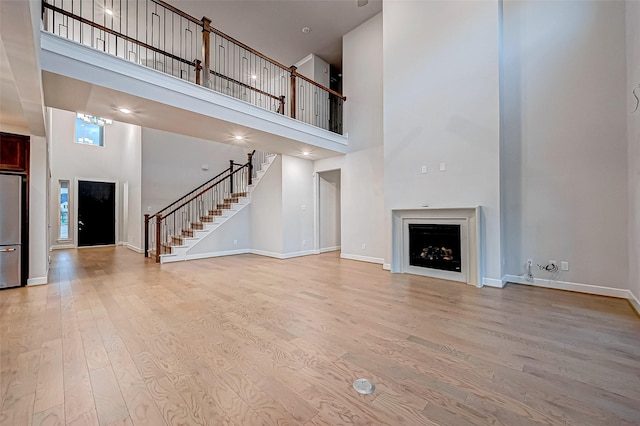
145 151 276 263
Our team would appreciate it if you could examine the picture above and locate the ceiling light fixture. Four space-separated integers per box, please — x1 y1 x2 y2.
251 74 257 80
302 151 310 156
105 8 114 16
118 108 132 114
302 27 311 34
234 135 243 140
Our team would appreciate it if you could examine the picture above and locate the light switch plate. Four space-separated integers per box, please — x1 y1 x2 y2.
421 165 427 174
439 163 446 171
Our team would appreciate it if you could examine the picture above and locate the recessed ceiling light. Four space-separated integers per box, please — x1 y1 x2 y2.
105 8 114 16
302 27 311 34
302 151 310 156
118 108 132 114
251 75 257 80
234 135 243 140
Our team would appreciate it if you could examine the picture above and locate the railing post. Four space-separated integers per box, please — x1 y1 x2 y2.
247 152 253 186
195 59 202 86
155 214 162 263
289 66 297 119
229 160 234 195
201 16 212 88
278 95 285 115
144 214 150 258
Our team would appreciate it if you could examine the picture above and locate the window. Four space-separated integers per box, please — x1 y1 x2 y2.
59 180 69 240
75 113 109 146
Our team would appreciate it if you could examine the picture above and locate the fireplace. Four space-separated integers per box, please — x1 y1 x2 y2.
408 224 461 272
392 208 480 286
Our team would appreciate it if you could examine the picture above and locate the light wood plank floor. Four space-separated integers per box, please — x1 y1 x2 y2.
1 247 639 425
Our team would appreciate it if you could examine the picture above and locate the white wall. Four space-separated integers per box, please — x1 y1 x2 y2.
187 207 251 255
251 154 283 255
281 155 315 255
28 135 49 284
322 13 384 265
48 108 142 249
383 2 502 280
141 128 248 215
319 170 341 250
502 0 628 289
120 124 142 251
628 0 640 303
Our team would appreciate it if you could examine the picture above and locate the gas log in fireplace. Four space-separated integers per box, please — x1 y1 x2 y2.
408 224 461 272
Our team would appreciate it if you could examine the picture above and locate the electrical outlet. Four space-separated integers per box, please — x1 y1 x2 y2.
361 243 366 250
561 261 569 271
421 165 427 174
439 162 446 172
303 240 307 246
233 239 237 245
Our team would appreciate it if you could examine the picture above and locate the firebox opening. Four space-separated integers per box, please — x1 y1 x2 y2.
408 224 461 272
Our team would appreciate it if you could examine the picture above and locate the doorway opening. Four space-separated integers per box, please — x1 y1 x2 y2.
77 180 116 247
317 170 341 253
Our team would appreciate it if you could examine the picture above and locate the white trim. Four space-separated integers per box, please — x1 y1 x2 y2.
503 274 629 299
125 244 143 254
248 249 283 259
280 250 317 259
628 291 640 316
27 277 48 286
340 253 384 265
185 249 250 261
482 277 505 288
51 243 75 250
320 246 341 253
383 263 391 271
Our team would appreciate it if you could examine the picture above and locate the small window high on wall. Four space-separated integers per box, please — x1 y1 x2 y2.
75 113 111 146
59 180 69 240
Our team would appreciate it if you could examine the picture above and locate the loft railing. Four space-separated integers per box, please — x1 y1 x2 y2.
144 151 256 262
42 0 345 134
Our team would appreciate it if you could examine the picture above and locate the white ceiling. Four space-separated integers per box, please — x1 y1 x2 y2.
173 0 382 70
0 39 29 133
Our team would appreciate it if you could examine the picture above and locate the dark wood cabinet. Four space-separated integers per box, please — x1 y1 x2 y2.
0 132 30 172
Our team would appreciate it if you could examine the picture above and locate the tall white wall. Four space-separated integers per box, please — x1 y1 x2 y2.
28 135 49 284
319 170 341 250
48 108 142 249
628 0 640 304
141 128 248 215
120 124 142 251
251 155 283 255
502 0 628 289
281 155 315 255
320 13 384 265
383 2 502 280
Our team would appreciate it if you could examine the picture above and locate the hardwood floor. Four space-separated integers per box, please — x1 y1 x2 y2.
1 247 639 425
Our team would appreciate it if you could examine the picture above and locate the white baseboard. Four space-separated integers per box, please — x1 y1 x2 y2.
51 244 75 250
248 249 318 260
320 246 341 253
125 244 143 254
280 250 317 259
482 277 505 288
186 249 250 261
628 290 640 316
503 274 629 299
383 263 391 271
340 253 384 265
27 276 48 286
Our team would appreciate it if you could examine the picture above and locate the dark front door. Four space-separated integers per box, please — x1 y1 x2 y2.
78 181 116 247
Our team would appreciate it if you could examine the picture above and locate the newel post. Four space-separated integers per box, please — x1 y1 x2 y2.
201 16 212 88
247 152 253 186
155 214 162 263
144 214 150 258
289 66 297 119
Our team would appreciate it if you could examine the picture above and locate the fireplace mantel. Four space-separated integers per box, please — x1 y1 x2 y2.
391 207 482 287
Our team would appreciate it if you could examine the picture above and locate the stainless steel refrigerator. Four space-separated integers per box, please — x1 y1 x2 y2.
0 174 22 289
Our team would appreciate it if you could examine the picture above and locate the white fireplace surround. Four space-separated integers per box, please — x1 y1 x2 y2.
391 207 482 287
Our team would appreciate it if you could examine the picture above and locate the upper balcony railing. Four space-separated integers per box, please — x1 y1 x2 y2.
42 0 345 134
